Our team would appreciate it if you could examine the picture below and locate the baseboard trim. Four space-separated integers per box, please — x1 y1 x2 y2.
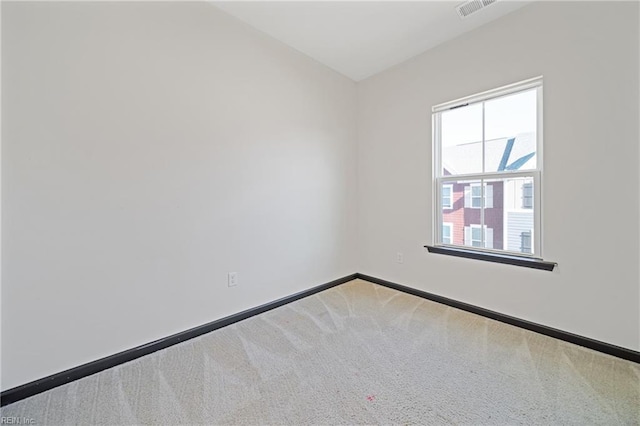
355 273 640 364
1 273 357 407
5 271 638 406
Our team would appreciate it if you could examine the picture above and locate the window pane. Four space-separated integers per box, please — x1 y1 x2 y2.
440 179 481 248
488 176 535 254
441 103 482 175
484 89 537 172
440 178 521 252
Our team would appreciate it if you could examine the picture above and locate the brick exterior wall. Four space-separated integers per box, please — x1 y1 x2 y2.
443 181 503 249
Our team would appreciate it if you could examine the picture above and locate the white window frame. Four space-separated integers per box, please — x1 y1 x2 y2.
442 184 453 209
432 76 543 258
442 222 453 245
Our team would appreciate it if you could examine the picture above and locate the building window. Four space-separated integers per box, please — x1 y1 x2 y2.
442 223 453 244
522 183 533 209
465 224 493 249
471 184 482 208
465 183 493 209
433 77 542 257
442 184 453 209
471 225 483 247
520 231 532 253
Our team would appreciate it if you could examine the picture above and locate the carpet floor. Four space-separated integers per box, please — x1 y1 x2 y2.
2 279 639 425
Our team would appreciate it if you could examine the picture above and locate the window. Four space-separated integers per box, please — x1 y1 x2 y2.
471 225 483 247
465 224 493 249
442 222 453 244
433 77 542 257
521 230 532 253
471 184 482 208
465 183 493 209
522 183 533 209
442 184 453 209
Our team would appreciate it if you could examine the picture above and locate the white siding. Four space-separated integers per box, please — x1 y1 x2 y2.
506 212 534 253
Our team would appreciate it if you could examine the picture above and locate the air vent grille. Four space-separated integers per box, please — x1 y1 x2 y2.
456 0 498 18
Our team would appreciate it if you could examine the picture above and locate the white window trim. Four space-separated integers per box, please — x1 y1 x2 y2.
432 76 543 113
432 77 543 258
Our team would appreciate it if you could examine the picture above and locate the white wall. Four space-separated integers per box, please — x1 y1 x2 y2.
1 2 357 391
357 1 640 350
3 0 639 393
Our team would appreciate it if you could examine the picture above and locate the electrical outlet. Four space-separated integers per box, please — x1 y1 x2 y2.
228 272 238 287
397 252 404 264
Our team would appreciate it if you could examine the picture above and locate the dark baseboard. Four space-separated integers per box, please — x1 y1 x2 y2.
4 271 638 407
0 273 357 407
355 273 640 364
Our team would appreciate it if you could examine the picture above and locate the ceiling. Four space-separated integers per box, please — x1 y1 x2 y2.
213 1 532 81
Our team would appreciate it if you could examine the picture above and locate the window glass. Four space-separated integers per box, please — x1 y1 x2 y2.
441 103 483 175
484 90 537 172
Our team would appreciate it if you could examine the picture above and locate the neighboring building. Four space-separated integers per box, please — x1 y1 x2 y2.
503 178 534 253
441 179 504 249
441 133 535 253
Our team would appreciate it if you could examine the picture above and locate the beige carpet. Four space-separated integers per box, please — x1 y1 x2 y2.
2 279 639 425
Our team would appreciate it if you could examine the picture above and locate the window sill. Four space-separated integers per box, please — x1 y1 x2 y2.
424 245 556 271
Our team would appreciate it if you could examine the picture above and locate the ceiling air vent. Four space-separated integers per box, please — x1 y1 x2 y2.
456 0 497 19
